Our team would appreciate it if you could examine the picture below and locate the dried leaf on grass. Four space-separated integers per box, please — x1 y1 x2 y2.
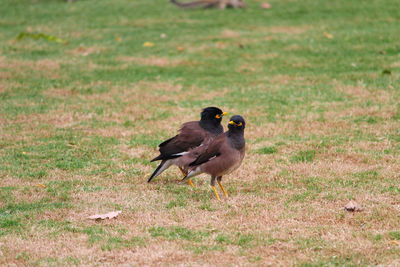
88 210 122 220
115 34 122 42
344 200 362 212
216 41 227 49
143 42 154 47
261 3 271 9
324 32 333 39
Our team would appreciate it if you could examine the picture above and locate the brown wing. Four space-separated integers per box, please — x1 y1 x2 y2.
188 133 226 166
154 121 207 161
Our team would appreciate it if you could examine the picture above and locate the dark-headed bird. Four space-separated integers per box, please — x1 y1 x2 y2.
148 107 227 186
182 115 246 200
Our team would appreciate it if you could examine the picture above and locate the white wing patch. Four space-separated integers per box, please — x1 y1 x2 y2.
172 143 204 157
208 156 216 161
172 151 189 156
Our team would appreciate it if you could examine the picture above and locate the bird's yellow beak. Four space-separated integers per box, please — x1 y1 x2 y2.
229 120 235 125
216 112 228 119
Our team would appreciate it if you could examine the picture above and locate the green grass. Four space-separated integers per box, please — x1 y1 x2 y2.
290 149 316 163
149 226 210 242
1 0 400 265
256 145 278 154
389 231 400 240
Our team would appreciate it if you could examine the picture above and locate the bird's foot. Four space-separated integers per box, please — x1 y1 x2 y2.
187 179 195 188
212 186 221 201
217 181 228 197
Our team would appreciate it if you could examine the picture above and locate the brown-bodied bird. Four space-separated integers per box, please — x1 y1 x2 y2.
182 115 246 200
148 107 227 186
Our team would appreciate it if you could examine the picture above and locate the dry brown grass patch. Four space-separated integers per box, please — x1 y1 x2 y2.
257 25 310 34
118 17 198 27
221 29 241 38
117 56 186 67
43 81 230 136
69 46 105 57
390 62 400 67
0 57 62 79
236 62 262 73
2 110 75 135
335 83 394 104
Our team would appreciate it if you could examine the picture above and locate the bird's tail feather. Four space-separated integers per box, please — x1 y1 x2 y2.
150 154 163 162
181 167 200 181
151 153 183 162
148 160 172 182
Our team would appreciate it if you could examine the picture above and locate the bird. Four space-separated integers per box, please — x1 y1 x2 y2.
182 115 246 200
148 107 228 186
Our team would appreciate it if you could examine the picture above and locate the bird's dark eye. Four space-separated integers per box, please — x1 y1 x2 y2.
215 114 221 119
237 122 242 126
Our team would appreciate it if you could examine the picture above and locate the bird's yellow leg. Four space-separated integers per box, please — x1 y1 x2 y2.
217 181 228 197
212 186 221 201
179 167 194 188
187 179 194 188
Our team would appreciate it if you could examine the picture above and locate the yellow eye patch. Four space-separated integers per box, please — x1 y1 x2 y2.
229 121 243 126
216 112 227 119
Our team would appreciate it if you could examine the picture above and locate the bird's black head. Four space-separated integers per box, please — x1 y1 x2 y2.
200 107 227 124
228 115 246 132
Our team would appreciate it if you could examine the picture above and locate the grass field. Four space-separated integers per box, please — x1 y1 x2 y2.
1 0 400 265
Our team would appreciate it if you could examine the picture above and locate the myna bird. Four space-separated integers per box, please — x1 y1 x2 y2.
182 115 246 200
148 107 228 186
